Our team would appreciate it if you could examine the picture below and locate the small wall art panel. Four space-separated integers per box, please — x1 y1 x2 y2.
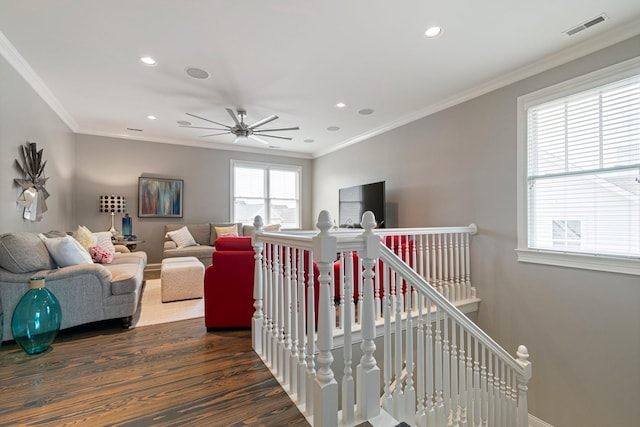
138 177 183 218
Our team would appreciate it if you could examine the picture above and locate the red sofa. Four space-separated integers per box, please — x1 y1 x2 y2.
204 236 255 328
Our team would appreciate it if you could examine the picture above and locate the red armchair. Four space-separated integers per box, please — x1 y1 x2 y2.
204 236 255 329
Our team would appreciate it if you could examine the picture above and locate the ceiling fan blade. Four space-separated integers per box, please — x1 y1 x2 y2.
248 115 278 129
200 132 232 137
253 126 300 132
180 125 229 131
248 135 270 145
186 113 232 129
252 133 293 141
226 108 241 126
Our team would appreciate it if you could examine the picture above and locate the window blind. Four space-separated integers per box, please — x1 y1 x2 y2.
526 73 640 258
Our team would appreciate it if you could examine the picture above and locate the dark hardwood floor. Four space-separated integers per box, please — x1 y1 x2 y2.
0 318 309 426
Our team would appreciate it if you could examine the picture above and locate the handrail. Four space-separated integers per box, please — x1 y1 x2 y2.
379 244 525 375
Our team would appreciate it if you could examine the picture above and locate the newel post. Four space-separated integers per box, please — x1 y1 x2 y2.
357 211 381 420
252 215 264 354
516 345 532 427
312 210 338 427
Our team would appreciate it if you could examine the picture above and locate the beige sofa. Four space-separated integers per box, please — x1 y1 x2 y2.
0 231 146 341
162 223 254 267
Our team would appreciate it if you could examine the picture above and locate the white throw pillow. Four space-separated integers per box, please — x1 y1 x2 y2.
38 234 94 267
166 226 197 248
93 232 116 254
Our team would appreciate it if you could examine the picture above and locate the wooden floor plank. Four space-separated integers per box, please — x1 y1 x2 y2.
0 319 309 427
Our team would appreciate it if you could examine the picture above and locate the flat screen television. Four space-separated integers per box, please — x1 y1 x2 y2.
339 181 386 228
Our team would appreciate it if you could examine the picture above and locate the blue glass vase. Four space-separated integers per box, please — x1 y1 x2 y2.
11 276 62 355
122 213 132 237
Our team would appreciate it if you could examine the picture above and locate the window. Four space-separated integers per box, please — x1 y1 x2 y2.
231 160 301 228
517 57 640 275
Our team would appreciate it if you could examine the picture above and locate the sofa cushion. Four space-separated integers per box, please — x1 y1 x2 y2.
39 234 94 267
166 226 197 248
210 223 242 245
90 245 113 264
105 261 143 295
0 232 56 273
214 236 253 251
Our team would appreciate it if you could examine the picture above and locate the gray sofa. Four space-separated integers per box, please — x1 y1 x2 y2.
0 231 147 341
162 223 254 267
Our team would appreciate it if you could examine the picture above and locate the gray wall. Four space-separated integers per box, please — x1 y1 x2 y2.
0 54 75 234
312 37 640 427
73 134 313 264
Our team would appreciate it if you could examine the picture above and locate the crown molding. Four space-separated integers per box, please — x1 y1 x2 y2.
0 31 78 132
313 18 640 158
78 130 314 160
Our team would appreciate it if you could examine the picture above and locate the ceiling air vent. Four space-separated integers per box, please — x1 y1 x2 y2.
565 14 607 36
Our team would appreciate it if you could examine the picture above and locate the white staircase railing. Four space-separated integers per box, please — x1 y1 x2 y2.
251 211 531 427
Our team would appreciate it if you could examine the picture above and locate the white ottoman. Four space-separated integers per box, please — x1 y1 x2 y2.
161 257 205 303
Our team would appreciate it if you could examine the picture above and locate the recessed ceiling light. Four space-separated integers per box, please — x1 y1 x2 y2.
358 108 375 115
424 26 443 38
140 56 157 66
147 115 157 120
335 102 346 109
186 67 209 79
327 126 340 131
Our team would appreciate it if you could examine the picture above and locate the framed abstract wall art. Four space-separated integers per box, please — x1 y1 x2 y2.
138 177 183 218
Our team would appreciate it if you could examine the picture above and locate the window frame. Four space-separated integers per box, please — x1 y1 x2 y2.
516 56 640 276
230 160 302 228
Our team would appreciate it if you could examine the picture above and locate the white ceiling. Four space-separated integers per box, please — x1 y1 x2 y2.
1 1 639 159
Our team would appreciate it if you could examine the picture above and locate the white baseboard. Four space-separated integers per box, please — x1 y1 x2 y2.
530 413 554 427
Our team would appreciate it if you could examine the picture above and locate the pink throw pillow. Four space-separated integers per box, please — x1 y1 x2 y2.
90 245 114 264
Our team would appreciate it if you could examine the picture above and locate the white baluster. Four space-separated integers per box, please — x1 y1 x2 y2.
487 352 494 425
266 243 274 367
305 250 316 415
451 319 459 427
459 326 468 426
467 331 474 427
342 250 354 425
474 338 480 427
437 234 444 297
516 346 531 427
434 307 445 425
442 313 450 425
393 257 404 419
481 344 488 427
382 261 393 413
312 211 338 427
297 249 307 407
500 360 507 427
454 233 461 302
252 215 264 354
290 247 299 398
425 296 435 426
464 233 472 299
276 245 285 379
283 246 292 388
416 294 426 425
337 252 345 329
357 211 381 420
405 282 416 425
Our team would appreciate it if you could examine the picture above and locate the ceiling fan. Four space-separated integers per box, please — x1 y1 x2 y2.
181 108 299 145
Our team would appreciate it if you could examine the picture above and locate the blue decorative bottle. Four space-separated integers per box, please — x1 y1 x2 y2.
122 213 132 237
11 276 62 355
